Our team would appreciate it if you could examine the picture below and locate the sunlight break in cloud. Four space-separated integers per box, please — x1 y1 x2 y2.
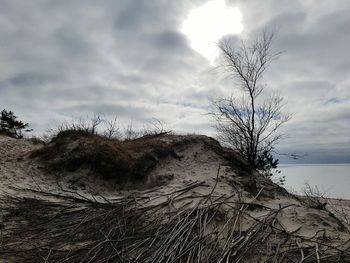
181 0 243 64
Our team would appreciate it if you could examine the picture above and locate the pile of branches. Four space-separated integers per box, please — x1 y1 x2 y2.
1 182 350 262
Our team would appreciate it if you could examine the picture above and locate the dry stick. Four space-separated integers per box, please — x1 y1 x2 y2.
43 248 52 263
315 243 320 263
197 211 207 262
95 193 111 204
172 234 211 262
174 218 198 257
165 212 201 258
4 183 350 263
149 212 193 261
9 186 95 204
204 165 221 204
272 242 281 263
139 181 207 207
55 178 93 202
234 218 271 260
185 209 215 260
211 202 243 254
27 168 43 191
98 230 123 263
218 209 244 262
154 204 214 262
296 240 305 262
171 181 208 199
161 221 195 261
218 204 291 261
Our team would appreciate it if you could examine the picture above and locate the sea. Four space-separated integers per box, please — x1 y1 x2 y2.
275 163 350 199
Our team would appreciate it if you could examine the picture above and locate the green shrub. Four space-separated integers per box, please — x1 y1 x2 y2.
0 109 31 138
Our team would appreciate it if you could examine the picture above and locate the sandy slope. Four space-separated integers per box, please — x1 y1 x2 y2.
1 134 350 261
1 134 349 236
0 136 42 195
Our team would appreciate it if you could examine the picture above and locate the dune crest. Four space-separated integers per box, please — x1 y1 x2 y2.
1 133 350 262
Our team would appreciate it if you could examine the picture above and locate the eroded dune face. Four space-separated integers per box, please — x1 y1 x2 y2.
1 134 350 262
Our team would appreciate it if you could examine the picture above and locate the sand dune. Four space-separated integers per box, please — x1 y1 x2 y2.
1 133 350 262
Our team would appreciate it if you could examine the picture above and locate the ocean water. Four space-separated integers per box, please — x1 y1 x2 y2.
276 164 350 199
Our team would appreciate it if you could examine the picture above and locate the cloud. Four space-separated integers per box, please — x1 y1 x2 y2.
0 0 349 163
227 0 350 162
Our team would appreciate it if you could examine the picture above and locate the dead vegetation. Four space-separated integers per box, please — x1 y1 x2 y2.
28 126 257 191
2 129 350 262
301 183 328 210
29 130 181 185
1 182 350 263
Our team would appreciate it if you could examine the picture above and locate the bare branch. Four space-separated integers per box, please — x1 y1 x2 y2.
211 31 290 176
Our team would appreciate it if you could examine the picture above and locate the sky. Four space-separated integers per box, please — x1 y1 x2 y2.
0 0 349 163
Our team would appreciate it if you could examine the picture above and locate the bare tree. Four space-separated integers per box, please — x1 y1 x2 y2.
141 118 171 137
56 114 103 136
211 32 290 174
103 116 121 139
90 114 102 135
124 122 140 141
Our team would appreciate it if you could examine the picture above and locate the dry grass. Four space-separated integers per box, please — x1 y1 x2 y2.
2 132 350 262
29 130 181 185
29 130 253 190
1 182 350 262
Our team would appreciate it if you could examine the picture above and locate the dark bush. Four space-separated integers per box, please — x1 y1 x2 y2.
50 129 94 143
256 150 279 179
0 109 30 139
30 131 177 184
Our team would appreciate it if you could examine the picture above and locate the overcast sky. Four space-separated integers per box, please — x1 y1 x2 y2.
0 0 349 163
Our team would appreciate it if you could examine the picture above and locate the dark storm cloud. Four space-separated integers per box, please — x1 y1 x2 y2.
0 0 349 163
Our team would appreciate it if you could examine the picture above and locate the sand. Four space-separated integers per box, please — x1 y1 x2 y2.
1 134 350 262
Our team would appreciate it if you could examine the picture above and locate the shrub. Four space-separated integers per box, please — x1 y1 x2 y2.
0 109 31 138
30 130 178 185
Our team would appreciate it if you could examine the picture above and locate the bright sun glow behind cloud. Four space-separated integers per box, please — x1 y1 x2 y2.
181 0 243 64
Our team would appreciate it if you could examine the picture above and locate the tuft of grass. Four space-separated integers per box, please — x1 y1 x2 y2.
30 124 259 190
302 183 328 210
30 130 178 185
